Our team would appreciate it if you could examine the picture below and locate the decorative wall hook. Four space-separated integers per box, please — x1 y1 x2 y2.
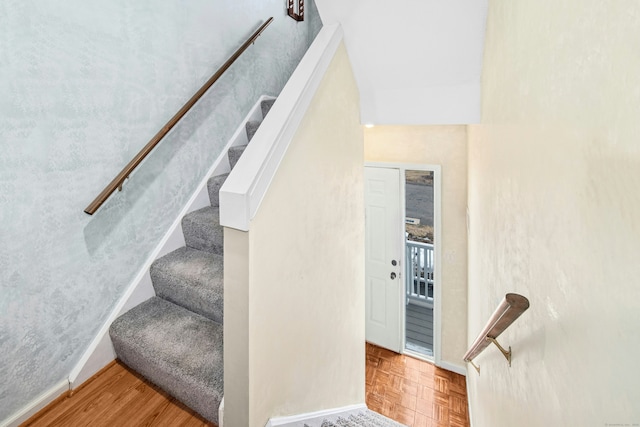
287 0 304 21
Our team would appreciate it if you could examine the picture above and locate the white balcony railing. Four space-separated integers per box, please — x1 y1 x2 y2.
405 240 434 307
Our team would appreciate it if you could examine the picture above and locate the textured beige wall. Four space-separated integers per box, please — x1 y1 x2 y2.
364 126 468 367
467 1 640 425
226 43 364 426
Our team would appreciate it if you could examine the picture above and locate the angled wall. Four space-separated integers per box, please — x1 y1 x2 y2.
467 0 640 425
0 1 321 420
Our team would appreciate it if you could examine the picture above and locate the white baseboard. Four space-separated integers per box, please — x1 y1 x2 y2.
68 264 156 388
437 360 467 376
218 396 224 427
68 95 274 390
266 403 367 427
68 274 154 388
1 380 69 427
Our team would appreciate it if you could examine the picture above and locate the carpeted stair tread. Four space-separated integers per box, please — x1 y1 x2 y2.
182 206 223 254
150 247 223 323
107 96 282 425
228 145 247 169
109 297 223 424
261 99 276 118
246 120 261 142
207 173 229 208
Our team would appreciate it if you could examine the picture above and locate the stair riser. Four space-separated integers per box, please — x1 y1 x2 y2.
261 98 276 118
109 298 223 425
183 229 224 254
228 145 247 170
208 173 229 208
112 341 221 423
181 207 224 255
150 251 224 324
246 120 261 142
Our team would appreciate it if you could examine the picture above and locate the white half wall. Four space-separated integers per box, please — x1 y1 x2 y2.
224 41 364 426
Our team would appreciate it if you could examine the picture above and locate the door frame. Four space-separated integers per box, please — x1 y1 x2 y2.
364 162 442 365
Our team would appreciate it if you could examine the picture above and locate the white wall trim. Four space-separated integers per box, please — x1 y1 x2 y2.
220 24 344 231
265 404 367 427
433 166 443 366
68 96 272 389
438 360 467 377
1 380 69 427
218 396 224 427
467 371 475 427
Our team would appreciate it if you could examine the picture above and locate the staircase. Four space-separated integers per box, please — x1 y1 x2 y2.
109 98 276 425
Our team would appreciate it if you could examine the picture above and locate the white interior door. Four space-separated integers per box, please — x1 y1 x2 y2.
364 167 402 352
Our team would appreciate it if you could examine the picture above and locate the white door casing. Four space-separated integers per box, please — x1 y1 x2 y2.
364 167 403 352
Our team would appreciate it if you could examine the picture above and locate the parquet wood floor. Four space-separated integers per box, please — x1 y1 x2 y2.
365 342 470 427
25 345 467 427
22 361 215 427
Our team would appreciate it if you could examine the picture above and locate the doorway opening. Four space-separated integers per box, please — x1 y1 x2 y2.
404 170 434 359
364 163 441 363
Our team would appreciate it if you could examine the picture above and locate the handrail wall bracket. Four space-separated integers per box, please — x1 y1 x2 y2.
463 293 529 375
487 337 512 366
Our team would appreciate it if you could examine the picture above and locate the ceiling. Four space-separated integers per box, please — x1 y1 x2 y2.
315 0 489 125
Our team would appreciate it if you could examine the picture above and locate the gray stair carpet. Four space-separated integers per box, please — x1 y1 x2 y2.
150 247 224 323
182 206 223 255
207 172 229 207
261 98 276 118
246 120 261 141
109 98 274 425
228 144 247 169
305 410 407 427
110 297 223 423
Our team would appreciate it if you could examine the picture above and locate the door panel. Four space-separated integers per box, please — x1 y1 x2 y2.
364 167 402 352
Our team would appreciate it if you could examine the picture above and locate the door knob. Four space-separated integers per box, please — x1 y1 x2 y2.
391 260 397 266
390 272 397 280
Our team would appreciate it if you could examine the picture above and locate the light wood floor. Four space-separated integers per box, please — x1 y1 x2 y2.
24 345 468 427
22 361 215 427
366 343 470 427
